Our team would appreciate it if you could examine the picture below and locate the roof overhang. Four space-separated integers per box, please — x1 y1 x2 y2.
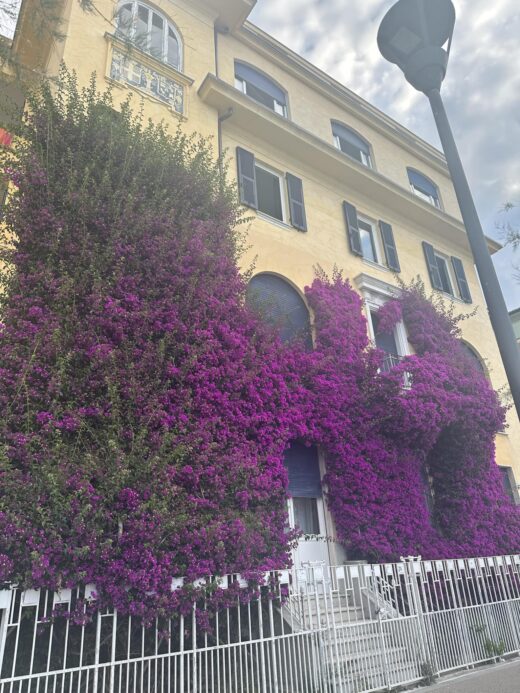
205 0 256 31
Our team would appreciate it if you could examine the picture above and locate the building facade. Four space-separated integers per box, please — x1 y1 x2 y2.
2 0 519 568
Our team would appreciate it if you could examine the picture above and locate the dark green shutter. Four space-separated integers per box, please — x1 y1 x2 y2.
379 221 400 272
236 147 258 208
422 241 443 290
286 173 307 231
451 256 472 303
343 201 362 256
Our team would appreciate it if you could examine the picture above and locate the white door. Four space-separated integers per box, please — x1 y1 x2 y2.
288 496 330 570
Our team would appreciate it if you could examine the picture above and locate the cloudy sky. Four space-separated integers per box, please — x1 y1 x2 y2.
250 0 520 309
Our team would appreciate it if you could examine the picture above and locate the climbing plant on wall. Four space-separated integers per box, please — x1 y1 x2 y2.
0 71 518 622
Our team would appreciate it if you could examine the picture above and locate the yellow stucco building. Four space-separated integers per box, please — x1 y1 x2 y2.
2 0 519 566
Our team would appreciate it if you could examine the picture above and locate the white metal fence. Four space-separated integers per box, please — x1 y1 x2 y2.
2 555 520 692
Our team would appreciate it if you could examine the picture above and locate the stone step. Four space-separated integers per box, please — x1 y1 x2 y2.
333 662 420 693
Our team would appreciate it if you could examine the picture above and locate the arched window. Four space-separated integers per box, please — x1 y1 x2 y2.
116 2 182 71
332 121 372 167
460 342 487 376
246 274 312 348
234 62 288 117
407 168 440 208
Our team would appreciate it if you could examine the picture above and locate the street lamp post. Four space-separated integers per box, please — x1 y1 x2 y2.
377 0 520 419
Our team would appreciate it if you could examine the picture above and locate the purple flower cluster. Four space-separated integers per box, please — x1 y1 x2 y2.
0 75 518 622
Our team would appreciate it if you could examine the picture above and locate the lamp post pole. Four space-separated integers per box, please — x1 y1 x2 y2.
377 0 520 419
427 88 520 417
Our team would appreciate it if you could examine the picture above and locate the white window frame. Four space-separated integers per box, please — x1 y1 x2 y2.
234 77 287 117
333 134 373 168
410 182 440 208
287 497 327 539
433 249 456 297
254 161 287 224
116 1 183 71
355 273 410 383
357 215 383 266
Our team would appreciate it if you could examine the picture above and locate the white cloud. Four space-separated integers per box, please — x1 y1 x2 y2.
249 0 520 308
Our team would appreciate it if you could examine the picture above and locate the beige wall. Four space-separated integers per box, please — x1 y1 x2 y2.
218 28 462 220
7 0 519 479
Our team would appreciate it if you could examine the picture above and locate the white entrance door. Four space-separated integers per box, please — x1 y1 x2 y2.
288 496 330 570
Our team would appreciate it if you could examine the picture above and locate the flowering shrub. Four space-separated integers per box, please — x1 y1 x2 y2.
306 277 520 561
1 72 518 620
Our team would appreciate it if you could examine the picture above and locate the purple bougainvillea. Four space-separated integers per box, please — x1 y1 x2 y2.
0 72 519 622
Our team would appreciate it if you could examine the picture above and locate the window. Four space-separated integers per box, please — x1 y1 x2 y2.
293 498 320 535
343 201 400 271
407 168 441 208
116 2 182 70
332 122 372 167
255 164 284 221
422 242 472 303
460 342 487 376
355 275 411 381
235 62 287 117
284 443 322 535
359 219 378 263
370 311 401 373
236 147 307 231
499 467 519 505
246 274 312 348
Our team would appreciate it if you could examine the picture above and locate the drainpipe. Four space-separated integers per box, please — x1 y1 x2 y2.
217 107 234 164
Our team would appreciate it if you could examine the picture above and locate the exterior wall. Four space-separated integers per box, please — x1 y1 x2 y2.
218 27 462 219
47 0 220 141
4 0 520 514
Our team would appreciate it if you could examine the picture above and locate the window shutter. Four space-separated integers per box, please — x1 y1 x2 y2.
343 201 362 256
451 256 472 303
236 147 258 209
286 173 307 231
284 443 322 498
379 221 400 272
422 241 443 291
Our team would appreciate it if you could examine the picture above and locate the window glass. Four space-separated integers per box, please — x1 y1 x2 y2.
500 467 516 503
136 4 149 43
461 343 486 374
408 169 440 207
246 275 312 347
332 122 372 167
435 255 453 294
150 12 163 58
167 27 179 68
245 82 276 110
116 2 181 70
234 62 287 116
358 220 377 262
371 311 400 372
117 3 133 36
293 497 320 534
255 166 283 221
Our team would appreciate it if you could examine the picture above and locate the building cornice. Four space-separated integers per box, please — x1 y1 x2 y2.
237 22 450 178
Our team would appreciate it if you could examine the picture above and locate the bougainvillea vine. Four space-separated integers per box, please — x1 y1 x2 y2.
1 71 519 622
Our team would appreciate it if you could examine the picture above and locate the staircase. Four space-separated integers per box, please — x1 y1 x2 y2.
281 565 421 692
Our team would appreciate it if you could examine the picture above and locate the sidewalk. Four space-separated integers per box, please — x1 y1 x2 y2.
415 659 520 692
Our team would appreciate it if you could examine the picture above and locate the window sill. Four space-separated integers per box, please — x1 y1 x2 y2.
256 210 300 232
362 258 391 273
434 289 468 305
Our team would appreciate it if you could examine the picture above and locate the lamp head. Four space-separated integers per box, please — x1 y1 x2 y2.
377 0 455 93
